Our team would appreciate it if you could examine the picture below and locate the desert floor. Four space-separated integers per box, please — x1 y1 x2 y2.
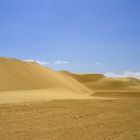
0 95 140 140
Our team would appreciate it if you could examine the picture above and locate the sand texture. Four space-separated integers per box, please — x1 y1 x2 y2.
0 58 140 140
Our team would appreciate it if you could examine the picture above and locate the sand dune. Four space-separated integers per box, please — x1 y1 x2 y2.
0 58 90 94
0 58 140 140
0 57 140 100
1 57 139 94
60 71 140 94
60 71 105 82
84 77 140 91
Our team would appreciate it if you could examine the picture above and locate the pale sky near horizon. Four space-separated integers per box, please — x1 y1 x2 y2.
0 0 140 73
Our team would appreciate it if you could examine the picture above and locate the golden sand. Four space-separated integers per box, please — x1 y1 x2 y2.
0 58 140 140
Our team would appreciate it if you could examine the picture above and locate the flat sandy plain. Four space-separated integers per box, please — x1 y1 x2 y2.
0 58 140 140
0 97 140 140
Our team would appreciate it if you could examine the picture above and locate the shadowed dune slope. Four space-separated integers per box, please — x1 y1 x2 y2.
0 58 91 93
60 71 140 92
60 71 105 82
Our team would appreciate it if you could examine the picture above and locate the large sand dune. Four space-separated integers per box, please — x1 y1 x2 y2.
0 58 90 94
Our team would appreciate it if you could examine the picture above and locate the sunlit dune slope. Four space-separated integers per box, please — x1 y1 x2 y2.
60 71 140 92
0 58 90 93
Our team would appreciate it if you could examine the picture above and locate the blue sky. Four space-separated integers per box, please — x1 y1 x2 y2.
0 0 140 73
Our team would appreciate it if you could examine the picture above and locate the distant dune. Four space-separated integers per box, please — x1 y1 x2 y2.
60 71 105 82
84 77 140 91
60 71 140 93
